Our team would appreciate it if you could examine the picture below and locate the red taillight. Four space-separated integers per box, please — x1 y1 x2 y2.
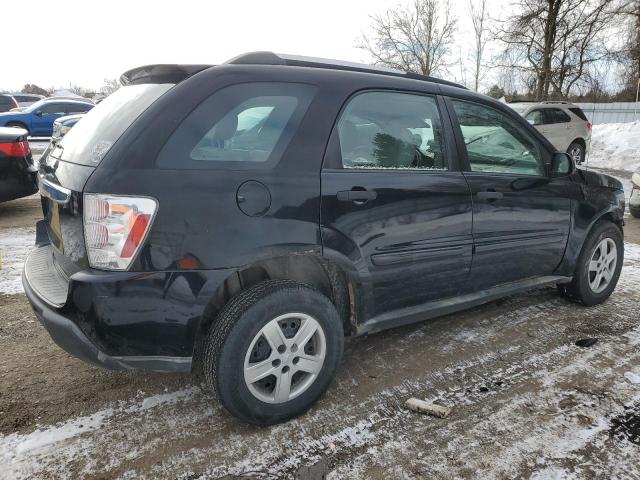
121 213 151 258
0 140 30 157
587 122 592 131
84 194 157 270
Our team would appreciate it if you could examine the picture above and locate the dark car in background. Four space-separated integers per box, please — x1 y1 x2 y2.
0 94 18 113
0 127 37 202
0 99 93 136
24 53 626 426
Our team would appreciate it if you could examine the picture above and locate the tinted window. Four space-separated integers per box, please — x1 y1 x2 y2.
337 92 447 170
547 108 571 123
0 95 16 106
58 83 173 166
452 100 544 176
569 107 588 121
13 95 39 102
65 103 92 113
40 103 66 114
157 83 316 169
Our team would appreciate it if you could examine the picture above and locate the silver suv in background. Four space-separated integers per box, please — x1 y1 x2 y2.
509 101 591 164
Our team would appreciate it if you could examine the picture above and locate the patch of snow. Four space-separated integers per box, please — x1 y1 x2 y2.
0 386 199 479
0 227 35 294
588 121 640 172
530 466 575 480
624 371 640 384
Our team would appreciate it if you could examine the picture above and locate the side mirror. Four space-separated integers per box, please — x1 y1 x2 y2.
550 152 574 177
35 111 43 117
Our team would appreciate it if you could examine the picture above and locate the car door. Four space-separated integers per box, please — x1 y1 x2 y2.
447 98 571 290
321 90 473 320
31 102 66 136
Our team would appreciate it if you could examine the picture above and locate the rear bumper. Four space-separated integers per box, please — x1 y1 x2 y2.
23 268 193 372
20 236 236 372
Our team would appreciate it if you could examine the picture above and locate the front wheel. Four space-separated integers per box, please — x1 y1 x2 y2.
559 220 623 306
204 280 344 425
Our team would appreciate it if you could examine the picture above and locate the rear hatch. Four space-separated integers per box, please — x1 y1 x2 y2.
38 81 177 274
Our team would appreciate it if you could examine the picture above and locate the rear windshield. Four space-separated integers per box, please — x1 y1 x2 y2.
56 84 173 166
569 107 588 121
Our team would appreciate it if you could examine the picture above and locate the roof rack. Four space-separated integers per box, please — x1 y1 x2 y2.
225 52 466 89
541 100 571 104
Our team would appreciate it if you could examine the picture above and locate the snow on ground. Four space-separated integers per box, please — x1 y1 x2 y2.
0 227 35 294
588 121 640 172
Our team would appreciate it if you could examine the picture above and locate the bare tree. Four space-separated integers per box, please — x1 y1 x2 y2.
358 0 458 76
495 0 624 100
620 0 640 96
100 78 121 96
469 0 489 91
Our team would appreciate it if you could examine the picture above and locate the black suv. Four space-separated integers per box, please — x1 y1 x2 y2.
24 52 625 425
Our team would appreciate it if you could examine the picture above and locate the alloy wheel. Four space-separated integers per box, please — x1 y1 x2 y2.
243 313 326 404
588 238 617 294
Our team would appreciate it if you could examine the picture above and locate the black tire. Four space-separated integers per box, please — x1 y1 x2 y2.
567 142 585 164
559 220 624 306
203 280 344 425
630 204 640 219
5 122 29 135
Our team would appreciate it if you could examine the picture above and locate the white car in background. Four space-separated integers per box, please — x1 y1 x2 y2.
631 168 640 218
509 101 591 164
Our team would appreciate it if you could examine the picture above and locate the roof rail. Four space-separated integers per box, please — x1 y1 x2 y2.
225 52 466 89
541 100 571 104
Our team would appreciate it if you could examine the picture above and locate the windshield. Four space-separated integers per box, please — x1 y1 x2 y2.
57 83 174 166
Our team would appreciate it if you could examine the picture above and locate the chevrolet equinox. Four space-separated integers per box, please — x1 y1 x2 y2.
24 52 626 425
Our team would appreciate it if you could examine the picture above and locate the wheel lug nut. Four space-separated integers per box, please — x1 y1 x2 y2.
293 357 299 365
291 343 298 353
277 345 286 354
282 365 290 373
272 359 281 367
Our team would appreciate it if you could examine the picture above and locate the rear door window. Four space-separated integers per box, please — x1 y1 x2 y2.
157 82 316 169
336 91 447 170
547 108 571 123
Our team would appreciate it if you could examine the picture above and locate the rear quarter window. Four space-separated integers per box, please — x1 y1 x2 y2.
157 82 316 169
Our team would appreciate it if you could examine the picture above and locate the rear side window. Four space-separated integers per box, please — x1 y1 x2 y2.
337 91 447 170
157 83 316 169
569 107 588 121
547 108 571 123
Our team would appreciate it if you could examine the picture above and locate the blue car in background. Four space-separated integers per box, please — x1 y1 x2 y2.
0 99 93 136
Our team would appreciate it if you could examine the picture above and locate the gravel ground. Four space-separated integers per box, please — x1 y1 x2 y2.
0 169 639 479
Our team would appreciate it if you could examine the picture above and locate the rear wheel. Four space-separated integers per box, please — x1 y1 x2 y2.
630 204 640 219
567 142 585 164
559 220 623 305
5 122 29 135
203 280 344 425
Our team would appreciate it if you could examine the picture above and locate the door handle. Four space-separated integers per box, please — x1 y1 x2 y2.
337 189 377 202
477 190 503 202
